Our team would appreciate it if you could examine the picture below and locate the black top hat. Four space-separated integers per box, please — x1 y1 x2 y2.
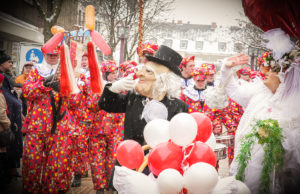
145 45 183 76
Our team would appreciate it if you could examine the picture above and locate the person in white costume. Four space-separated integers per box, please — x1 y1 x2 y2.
220 49 300 193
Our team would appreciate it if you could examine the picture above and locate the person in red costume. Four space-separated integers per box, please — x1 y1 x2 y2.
180 67 222 135
179 56 195 90
22 47 73 193
69 54 94 187
89 60 125 194
201 63 216 86
119 60 138 77
137 42 159 64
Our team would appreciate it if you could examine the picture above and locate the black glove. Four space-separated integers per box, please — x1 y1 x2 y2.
44 75 60 92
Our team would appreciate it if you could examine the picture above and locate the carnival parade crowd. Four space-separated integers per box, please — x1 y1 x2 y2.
1 31 300 194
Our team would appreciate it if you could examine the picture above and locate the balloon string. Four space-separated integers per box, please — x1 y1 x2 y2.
181 143 195 173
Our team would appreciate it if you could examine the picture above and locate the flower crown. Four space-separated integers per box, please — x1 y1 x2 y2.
271 49 300 72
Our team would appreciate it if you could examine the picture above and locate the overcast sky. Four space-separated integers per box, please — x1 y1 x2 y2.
164 0 247 26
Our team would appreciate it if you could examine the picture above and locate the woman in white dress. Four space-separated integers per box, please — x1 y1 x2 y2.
220 50 300 194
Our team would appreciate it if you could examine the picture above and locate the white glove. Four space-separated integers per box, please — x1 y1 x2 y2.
109 74 136 93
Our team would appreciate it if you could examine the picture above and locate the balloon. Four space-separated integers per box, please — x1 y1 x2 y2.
211 176 251 194
144 119 170 148
51 25 65 35
205 133 216 150
113 166 160 194
190 112 212 142
85 5 95 30
157 169 184 194
169 113 197 146
236 180 251 194
186 141 217 167
116 140 144 169
183 162 218 194
148 141 183 176
41 32 64 54
90 30 111 55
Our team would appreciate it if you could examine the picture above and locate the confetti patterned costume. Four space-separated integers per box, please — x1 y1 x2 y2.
68 74 92 176
22 68 73 193
88 61 125 190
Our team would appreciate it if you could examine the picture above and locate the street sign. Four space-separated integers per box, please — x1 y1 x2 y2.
18 43 43 74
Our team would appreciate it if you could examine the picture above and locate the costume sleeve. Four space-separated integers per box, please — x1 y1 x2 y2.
98 84 128 113
22 69 51 101
220 60 260 108
0 94 11 130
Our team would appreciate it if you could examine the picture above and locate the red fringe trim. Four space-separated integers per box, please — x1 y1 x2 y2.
87 41 103 94
60 44 72 96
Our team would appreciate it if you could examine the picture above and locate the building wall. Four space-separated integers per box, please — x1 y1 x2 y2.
145 21 244 67
0 0 79 74
0 0 44 28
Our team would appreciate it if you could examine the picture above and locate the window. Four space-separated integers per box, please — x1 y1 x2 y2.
195 41 203 50
150 38 158 44
167 30 173 37
163 39 173 48
218 42 226 52
234 43 243 52
180 40 188 49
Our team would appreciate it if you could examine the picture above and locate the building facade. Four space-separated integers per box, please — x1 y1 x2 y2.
144 21 245 69
0 0 78 74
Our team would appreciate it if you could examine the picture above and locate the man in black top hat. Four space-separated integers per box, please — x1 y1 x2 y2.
99 45 188 145
98 45 188 193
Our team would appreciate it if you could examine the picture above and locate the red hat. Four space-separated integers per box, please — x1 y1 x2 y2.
237 67 251 77
123 65 136 77
201 63 216 74
191 67 207 81
120 60 138 74
101 60 118 74
24 62 34 67
257 52 273 67
0 73 4 83
179 56 195 69
43 46 60 54
136 42 159 56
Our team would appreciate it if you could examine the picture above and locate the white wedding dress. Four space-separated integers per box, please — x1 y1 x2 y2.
220 63 300 194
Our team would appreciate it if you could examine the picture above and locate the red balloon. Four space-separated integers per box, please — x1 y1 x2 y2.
190 112 212 142
41 32 64 54
186 141 217 167
148 141 183 176
116 140 144 169
90 30 111 55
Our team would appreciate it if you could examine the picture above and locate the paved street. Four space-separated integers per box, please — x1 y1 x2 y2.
3 157 229 194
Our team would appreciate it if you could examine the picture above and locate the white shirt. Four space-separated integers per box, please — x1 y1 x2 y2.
220 62 300 194
34 61 58 78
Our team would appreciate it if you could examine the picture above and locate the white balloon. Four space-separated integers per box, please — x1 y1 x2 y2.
113 166 160 194
211 176 251 194
211 176 237 194
169 113 197 146
236 180 251 194
157 169 184 194
205 133 216 150
144 119 170 148
183 162 218 194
